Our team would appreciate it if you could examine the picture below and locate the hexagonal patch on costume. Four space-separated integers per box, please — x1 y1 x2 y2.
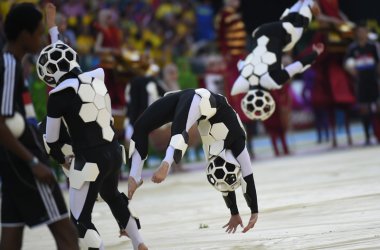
253 46 267 56
254 63 268 76
261 52 277 65
61 144 73 156
92 78 107 96
102 126 114 141
94 94 106 110
198 120 212 136
78 74 92 84
79 103 98 122
209 140 224 156
105 93 112 113
70 162 99 189
241 64 254 78
78 84 95 103
248 75 259 86
257 35 269 46
250 55 261 66
201 134 216 145
210 122 229 140
96 109 111 128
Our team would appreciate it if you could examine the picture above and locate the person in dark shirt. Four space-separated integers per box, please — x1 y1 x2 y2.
0 3 79 250
345 22 380 144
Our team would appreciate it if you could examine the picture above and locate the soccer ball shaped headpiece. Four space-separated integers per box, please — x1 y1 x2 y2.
241 87 275 121
37 41 80 87
206 150 242 192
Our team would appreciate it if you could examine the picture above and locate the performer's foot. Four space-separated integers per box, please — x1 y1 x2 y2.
138 243 148 250
151 161 170 183
128 176 143 199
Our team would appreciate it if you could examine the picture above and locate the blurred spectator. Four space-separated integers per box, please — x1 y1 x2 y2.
309 0 355 147
61 0 85 19
194 0 215 42
94 8 124 111
163 63 180 91
55 13 76 48
263 55 292 156
201 54 226 95
215 0 256 157
345 22 380 145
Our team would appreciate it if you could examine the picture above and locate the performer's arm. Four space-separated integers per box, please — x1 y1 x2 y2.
46 91 72 164
223 191 239 215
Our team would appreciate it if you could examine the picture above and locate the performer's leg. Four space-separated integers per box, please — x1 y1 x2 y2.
153 94 202 183
70 182 103 250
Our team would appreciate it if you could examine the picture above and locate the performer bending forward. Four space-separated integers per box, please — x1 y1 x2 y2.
128 88 258 233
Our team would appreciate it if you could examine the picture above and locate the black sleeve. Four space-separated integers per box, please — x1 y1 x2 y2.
0 54 17 117
223 191 239 215
243 174 259 213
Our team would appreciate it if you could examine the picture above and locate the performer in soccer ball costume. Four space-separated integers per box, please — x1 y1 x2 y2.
231 0 324 120
38 4 147 250
128 88 258 233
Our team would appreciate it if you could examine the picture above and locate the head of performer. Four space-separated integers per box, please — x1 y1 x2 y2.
36 41 81 87
206 150 242 192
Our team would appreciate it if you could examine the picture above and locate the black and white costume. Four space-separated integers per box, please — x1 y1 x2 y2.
232 0 319 116
129 88 258 215
0 52 69 228
41 27 145 250
125 75 166 140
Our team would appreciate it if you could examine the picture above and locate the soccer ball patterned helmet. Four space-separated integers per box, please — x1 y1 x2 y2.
206 150 241 192
37 41 80 87
241 88 275 121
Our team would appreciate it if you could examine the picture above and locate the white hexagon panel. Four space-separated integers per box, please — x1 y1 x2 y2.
254 63 268 76
241 64 254 78
244 53 254 64
78 74 92 84
201 134 216 145
199 97 216 119
209 140 224 156
261 51 277 65
248 75 259 86
96 109 111 128
94 94 106 110
92 78 107 96
198 120 212 136
102 126 114 142
250 55 261 66
210 122 229 140
257 35 269 46
79 103 98 122
61 144 73 156
78 84 95 103
105 93 112 113
70 162 99 189
253 46 267 56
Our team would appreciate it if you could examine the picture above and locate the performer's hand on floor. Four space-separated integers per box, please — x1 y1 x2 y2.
223 214 243 234
242 213 258 233
151 161 170 183
312 43 325 55
128 176 143 199
32 162 56 185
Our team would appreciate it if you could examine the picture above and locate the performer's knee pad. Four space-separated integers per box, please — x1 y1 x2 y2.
69 158 100 189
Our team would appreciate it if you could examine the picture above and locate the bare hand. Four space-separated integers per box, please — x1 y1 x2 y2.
242 213 258 233
31 162 55 185
312 43 325 55
45 3 56 29
223 214 243 234
151 161 170 183
128 176 143 199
